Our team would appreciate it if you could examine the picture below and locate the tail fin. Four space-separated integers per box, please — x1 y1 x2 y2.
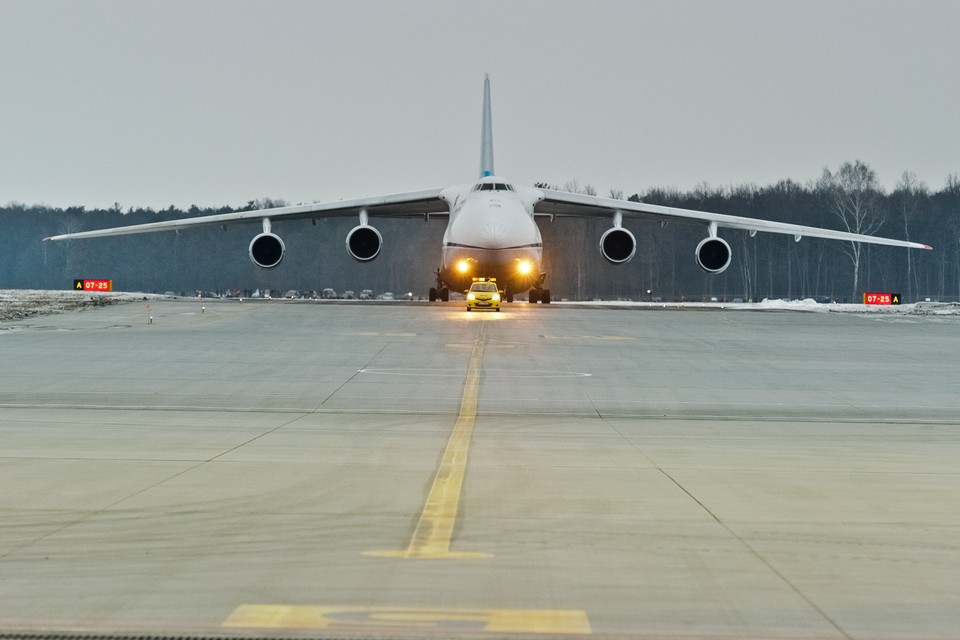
479 74 494 178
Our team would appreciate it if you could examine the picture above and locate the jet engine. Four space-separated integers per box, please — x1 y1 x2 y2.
248 232 285 269
346 224 383 261
599 227 637 263
695 236 732 273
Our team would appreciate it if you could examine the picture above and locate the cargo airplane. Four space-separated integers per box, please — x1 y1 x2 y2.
45 76 932 302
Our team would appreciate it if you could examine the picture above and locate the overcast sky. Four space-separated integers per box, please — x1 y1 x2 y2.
2 0 958 210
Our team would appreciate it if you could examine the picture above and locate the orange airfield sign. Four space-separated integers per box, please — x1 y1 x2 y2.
73 279 112 292
863 292 900 305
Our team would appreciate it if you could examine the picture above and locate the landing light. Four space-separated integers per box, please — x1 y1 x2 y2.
517 260 533 275
457 260 470 274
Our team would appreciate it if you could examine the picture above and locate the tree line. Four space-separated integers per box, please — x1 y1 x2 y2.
2 161 958 302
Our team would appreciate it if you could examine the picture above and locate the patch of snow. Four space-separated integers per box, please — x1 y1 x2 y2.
0 289 170 321
554 298 960 316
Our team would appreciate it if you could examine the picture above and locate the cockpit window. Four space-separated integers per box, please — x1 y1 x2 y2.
473 183 515 192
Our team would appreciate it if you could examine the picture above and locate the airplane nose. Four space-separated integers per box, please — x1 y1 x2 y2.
480 223 506 243
450 206 539 250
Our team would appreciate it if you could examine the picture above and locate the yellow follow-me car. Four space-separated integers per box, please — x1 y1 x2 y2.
466 278 501 311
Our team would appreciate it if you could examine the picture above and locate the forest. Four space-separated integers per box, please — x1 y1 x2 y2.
2 161 958 303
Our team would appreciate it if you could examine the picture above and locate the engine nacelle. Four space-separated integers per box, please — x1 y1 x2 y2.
346 224 382 261
248 232 285 269
695 236 732 274
599 227 637 263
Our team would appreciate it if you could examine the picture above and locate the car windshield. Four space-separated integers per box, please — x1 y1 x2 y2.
471 282 498 292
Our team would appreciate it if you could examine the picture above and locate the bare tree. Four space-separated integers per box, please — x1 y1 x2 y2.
817 161 886 301
253 197 289 210
562 179 597 196
945 173 960 301
892 171 928 300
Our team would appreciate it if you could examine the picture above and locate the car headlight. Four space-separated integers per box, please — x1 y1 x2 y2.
492 293 500 301
467 293 475 301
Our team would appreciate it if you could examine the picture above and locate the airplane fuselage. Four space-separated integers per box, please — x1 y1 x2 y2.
439 176 545 294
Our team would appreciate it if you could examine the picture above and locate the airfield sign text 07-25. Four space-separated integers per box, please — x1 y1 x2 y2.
863 292 901 305
73 279 113 292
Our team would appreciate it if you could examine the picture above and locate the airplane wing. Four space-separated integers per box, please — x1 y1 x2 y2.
43 188 448 241
534 188 932 250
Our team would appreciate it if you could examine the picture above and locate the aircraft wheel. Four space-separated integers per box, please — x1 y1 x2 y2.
506 291 514 303
541 289 551 304
529 290 539 304
429 287 437 302
441 287 449 302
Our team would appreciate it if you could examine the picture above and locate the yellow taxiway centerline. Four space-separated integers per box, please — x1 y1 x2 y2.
366 320 490 559
224 321 593 634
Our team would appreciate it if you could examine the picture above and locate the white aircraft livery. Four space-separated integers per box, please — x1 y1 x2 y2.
45 76 932 303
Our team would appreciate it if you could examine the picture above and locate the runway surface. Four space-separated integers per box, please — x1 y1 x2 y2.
1 299 959 639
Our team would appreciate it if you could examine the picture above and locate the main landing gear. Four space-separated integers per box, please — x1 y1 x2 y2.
528 288 551 304
528 273 551 304
428 286 449 302
429 269 450 302
427 269 551 303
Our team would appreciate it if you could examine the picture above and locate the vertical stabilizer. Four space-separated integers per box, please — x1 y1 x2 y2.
480 75 494 178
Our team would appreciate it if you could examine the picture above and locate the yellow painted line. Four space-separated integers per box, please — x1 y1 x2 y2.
366 321 489 559
351 331 418 337
445 342 516 349
224 605 591 635
542 335 633 340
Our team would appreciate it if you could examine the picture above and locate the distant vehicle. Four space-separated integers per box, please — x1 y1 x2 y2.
283 290 300 299
359 289 374 300
343 290 356 300
380 292 395 301
466 278 501 312
321 288 337 299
